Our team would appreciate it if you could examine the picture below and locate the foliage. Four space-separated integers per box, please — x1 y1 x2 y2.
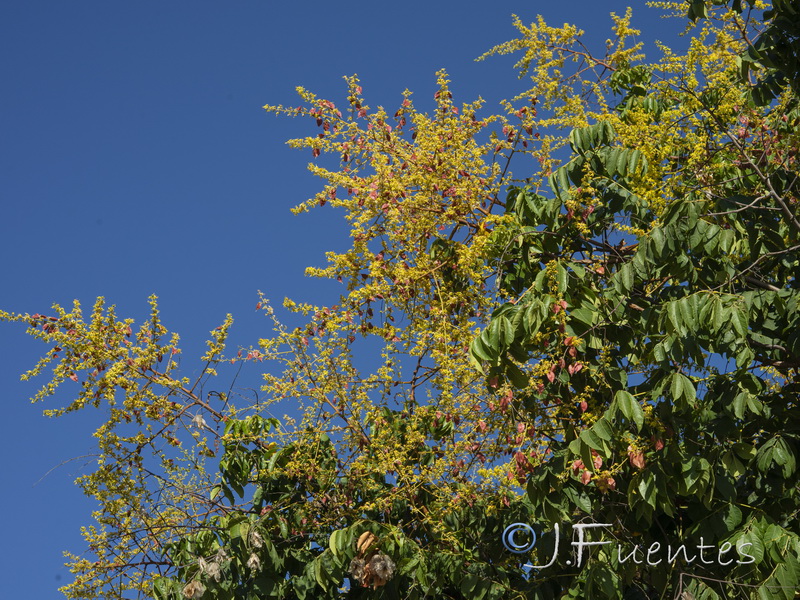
475 2 800 598
3 1 799 599
689 0 800 104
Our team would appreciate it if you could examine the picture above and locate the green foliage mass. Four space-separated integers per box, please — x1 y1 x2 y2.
3 2 800 599
473 2 800 598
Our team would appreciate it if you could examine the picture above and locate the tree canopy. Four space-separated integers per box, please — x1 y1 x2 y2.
3 1 799 599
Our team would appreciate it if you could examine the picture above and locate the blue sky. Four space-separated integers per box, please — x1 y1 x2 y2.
0 2 683 597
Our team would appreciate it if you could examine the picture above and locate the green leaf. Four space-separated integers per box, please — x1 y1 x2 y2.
636 470 658 509
615 263 635 294
570 306 595 327
329 529 346 558
210 484 222 501
723 504 743 531
152 577 175 600
614 390 644 431
592 417 613 441
678 296 696 331
773 559 799 600
737 530 764 564
470 335 495 362
650 226 666 258
671 373 694 404
268 448 283 472
556 263 568 293
712 299 729 333
667 301 683 335
736 345 754 369
733 442 756 461
628 148 646 175
579 428 606 454
278 516 289 539
505 360 528 388
731 307 748 336
771 437 796 477
314 556 330 592
460 574 486 600
731 391 748 419
563 486 593 514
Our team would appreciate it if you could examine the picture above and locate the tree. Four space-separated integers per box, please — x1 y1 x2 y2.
473 1 800 598
2 2 798 599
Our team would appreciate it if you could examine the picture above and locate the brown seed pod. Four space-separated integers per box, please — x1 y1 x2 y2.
367 552 396 589
355 531 378 556
348 557 366 582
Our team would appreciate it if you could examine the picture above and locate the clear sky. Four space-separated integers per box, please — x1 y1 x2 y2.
0 2 684 597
